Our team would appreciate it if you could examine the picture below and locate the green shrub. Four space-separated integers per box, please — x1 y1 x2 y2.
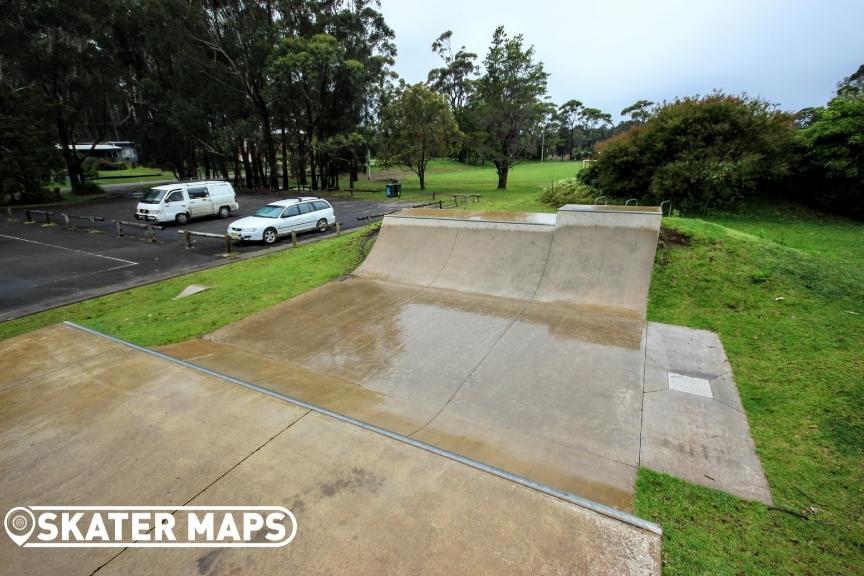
104 161 129 171
800 94 864 218
75 181 104 195
584 94 800 213
540 177 596 207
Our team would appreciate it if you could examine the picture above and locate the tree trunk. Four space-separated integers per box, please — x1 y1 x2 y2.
496 164 508 189
56 114 84 190
242 144 253 189
280 126 289 190
419 169 426 190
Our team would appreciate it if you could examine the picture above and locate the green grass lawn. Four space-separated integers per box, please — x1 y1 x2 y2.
336 159 580 212
1 160 861 573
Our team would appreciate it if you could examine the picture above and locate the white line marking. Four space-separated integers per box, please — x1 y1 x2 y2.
0 233 138 266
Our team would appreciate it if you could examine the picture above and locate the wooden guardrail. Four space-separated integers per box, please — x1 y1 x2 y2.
113 219 162 243
178 229 233 254
62 214 105 230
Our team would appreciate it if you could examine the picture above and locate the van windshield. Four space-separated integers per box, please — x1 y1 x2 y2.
254 205 285 218
141 189 168 204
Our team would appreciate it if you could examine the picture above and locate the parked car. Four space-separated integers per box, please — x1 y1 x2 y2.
228 197 335 244
136 181 238 224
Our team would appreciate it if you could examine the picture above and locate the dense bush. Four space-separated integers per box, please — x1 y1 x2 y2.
540 177 596 206
800 94 864 218
582 94 800 212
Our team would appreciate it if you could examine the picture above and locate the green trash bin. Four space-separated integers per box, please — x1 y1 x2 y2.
385 181 401 198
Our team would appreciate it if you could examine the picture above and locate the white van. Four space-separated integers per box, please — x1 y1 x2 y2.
227 197 335 244
136 181 239 224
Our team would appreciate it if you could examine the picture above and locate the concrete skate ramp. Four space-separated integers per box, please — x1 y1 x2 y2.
163 206 663 510
0 324 661 575
358 206 661 313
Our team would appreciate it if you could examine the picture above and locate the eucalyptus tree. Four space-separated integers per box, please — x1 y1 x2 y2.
471 27 548 189
378 83 461 189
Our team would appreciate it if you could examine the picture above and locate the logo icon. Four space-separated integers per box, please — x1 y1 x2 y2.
4 507 35 547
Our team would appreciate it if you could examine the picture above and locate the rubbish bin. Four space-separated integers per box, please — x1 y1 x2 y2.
385 181 401 198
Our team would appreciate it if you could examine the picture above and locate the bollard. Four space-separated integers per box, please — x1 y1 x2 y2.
432 191 436 200
291 230 297 247
336 222 341 236
25 210 33 223
116 221 123 236
44 211 51 225
146 225 156 243
223 234 232 254
438 200 443 209
89 216 96 229
6 207 12 221
184 230 193 249
63 214 71 228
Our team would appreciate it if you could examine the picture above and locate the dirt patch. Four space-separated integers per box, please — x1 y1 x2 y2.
658 226 692 249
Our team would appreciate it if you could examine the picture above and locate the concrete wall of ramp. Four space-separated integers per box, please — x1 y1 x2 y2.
357 206 662 314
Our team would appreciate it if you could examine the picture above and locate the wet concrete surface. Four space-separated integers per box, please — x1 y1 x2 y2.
0 324 661 575
161 208 664 510
0 189 411 321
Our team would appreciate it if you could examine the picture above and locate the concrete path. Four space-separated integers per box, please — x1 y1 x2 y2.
641 322 773 503
0 324 661 575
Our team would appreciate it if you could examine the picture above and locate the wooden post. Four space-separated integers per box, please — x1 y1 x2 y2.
438 200 443 209
6 207 12 221
432 190 436 200
25 210 32 223
44 211 51 225
63 214 70 228
184 230 192 249
336 222 341 236
223 234 232 254
291 231 297 247
116 221 123 236
89 216 96 229
146 225 156 243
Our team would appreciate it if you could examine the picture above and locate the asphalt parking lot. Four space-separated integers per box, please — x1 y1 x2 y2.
0 188 412 321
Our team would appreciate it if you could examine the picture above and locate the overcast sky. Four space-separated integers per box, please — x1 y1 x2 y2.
379 0 863 119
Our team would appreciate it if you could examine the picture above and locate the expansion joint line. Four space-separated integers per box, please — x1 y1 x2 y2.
88 413 310 575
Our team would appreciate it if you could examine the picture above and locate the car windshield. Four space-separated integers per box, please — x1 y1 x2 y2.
254 205 285 218
140 189 168 204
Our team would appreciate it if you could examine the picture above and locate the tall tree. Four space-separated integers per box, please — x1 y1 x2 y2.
427 31 478 163
472 27 548 189
557 99 583 160
621 100 654 123
379 83 461 189
4 0 124 191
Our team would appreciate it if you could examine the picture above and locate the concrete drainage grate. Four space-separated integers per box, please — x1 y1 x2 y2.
668 372 713 398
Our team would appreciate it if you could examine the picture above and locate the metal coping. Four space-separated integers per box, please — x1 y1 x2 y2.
387 211 558 228
64 321 662 537
559 204 663 215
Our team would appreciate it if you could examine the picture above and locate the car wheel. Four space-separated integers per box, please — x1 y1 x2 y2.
263 228 278 245
218 206 230 218
316 218 328 232
175 212 189 225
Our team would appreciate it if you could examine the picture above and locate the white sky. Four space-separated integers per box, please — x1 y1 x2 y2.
379 0 864 119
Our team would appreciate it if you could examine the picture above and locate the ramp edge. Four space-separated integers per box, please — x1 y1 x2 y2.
63 320 663 537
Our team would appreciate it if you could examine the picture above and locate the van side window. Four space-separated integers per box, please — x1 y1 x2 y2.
312 201 329 211
281 205 300 218
188 187 209 199
298 202 313 214
166 190 183 203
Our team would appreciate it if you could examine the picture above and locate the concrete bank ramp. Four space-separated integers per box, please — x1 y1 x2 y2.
0 324 661 575
163 206 663 510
